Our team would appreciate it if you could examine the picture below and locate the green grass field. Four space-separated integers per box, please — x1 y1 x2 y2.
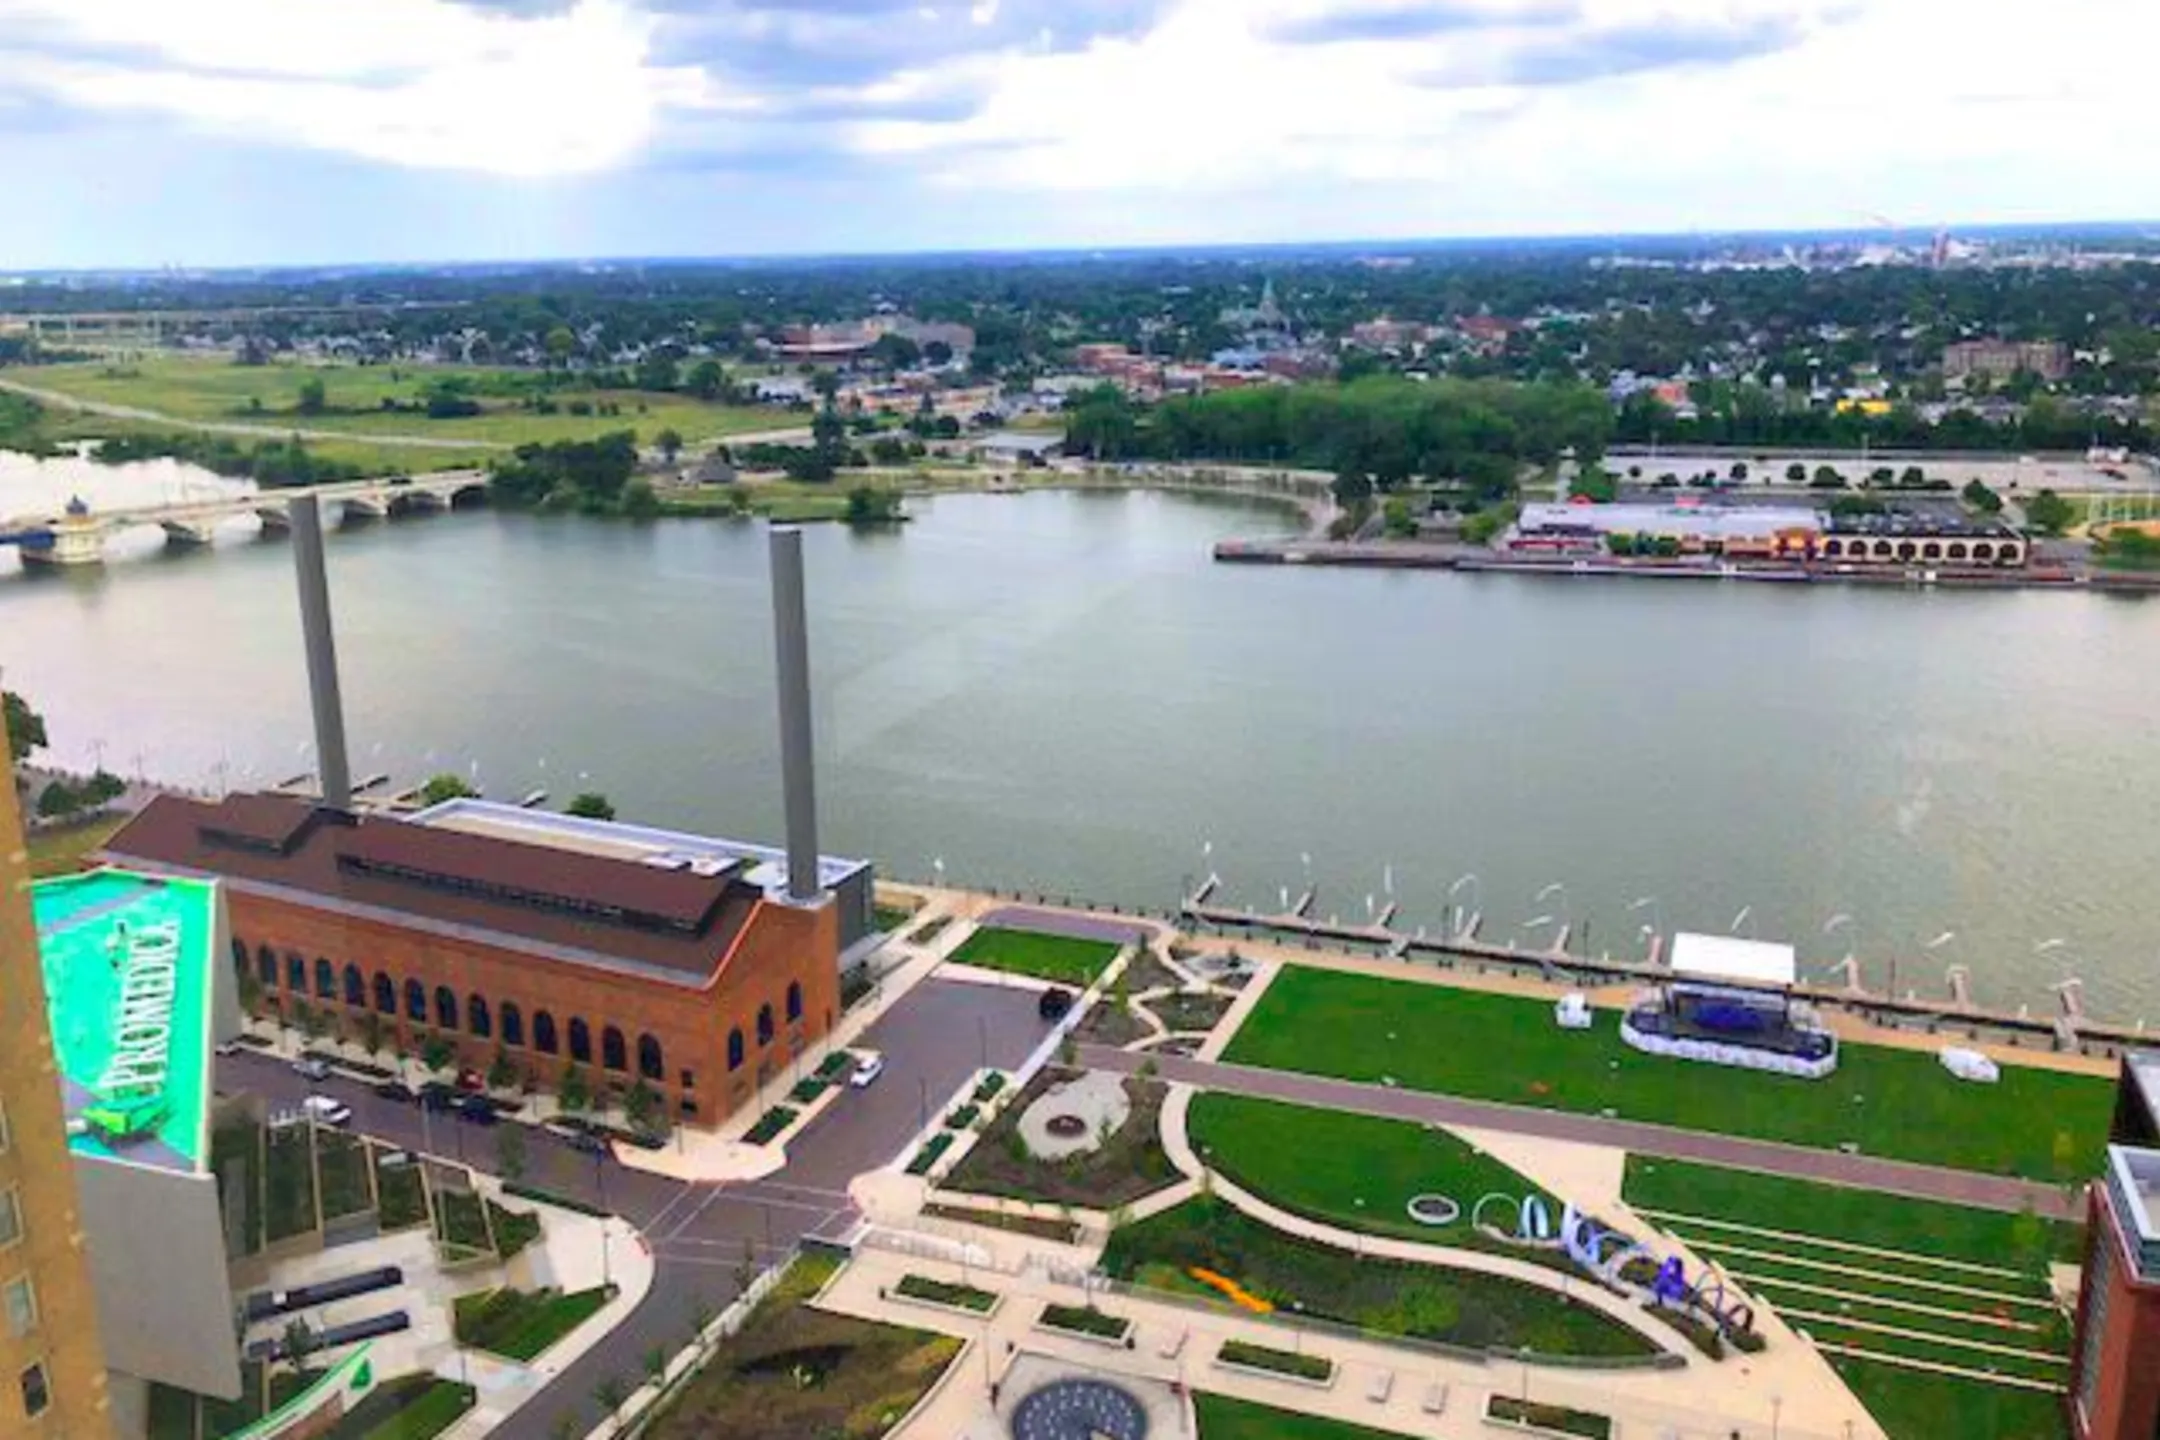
1187 1092 1557 1248
327 1377 476 1440
946 925 1124 986
1834 1357 2067 1440
1195 1394 1416 1439
453 1286 614 1361
25 813 127 878
12 357 785 457
1223 967 2111 1179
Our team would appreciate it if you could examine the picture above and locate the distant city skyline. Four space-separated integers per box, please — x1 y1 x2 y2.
0 0 2154 270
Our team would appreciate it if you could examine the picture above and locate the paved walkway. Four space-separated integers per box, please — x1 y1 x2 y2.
1085 1046 2083 1220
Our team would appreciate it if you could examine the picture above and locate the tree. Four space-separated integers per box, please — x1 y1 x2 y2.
844 487 901 527
1961 478 2003 514
635 354 680 393
733 1238 759 1296
282 1320 318 1375
643 1344 667 1386
4 690 48 765
1331 469 1374 506
359 1011 386 1061
559 1062 590 1114
592 1375 629 1430
419 773 478 806
296 377 328 416
654 428 684 464
545 327 576 367
684 360 726 401
488 1047 520 1090
421 1034 456 1077
624 1079 661 1133
1900 465 1926 487
567 792 617 821
1728 460 1749 481
2026 488 2074 536
495 1124 527 1184
923 339 954 367
1809 465 1847 489
620 479 660 521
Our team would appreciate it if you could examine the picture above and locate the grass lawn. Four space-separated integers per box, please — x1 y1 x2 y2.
453 1285 614 1361
1834 1357 2066 1440
640 1252 962 1440
944 1069 1181 1207
315 1129 375 1221
26 813 127 878
946 925 1124 986
1224 967 2112 1180
1102 1198 1655 1360
374 1153 428 1231
1188 1092 1557 1250
1194 1392 1418 1439
263 1125 319 1242
325 1375 477 1440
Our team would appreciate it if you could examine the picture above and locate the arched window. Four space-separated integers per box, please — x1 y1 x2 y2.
756 1003 775 1047
1947 542 1968 561
1973 542 1994 562
404 979 426 1023
315 958 336 999
568 1018 592 1064
257 945 277 988
727 1028 745 1072
533 1010 558 1054
435 986 458 1031
602 1026 627 1072
374 971 396 1014
469 995 492 1040
786 981 803 1023
286 951 307 992
344 964 365 1007
501 1002 525 1048
638 1034 664 1081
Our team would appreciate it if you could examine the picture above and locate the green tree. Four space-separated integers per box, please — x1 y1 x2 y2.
2026 488 2074 536
488 1047 520 1090
635 354 680 393
419 773 478 806
4 690 48 764
1728 460 1749 481
495 1124 527 1184
566 792 616 821
654 428 684 464
624 1079 660 1132
684 360 726 401
421 1034 456 1076
1331 469 1373 506
620 478 660 520
545 327 576 367
844 487 901 526
592 1375 628 1429
282 1319 318 1375
642 1344 667 1385
295 377 328 415
1961 478 2003 514
559 1062 590 1114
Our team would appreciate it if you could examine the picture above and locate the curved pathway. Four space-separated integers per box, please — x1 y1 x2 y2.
0 376 505 450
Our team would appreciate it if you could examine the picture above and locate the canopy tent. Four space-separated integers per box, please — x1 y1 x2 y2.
1667 932 1797 988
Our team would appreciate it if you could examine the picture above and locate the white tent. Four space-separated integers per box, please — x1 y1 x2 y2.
1667 932 1797 988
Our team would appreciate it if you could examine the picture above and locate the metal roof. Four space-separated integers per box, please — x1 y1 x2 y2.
1668 932 1797 987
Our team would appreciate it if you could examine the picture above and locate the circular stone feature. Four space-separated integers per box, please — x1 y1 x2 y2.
1017 1070 1131 1161
1045 1114 1087 1138
1406 1194 1461 1227
1010 1378 1149 1440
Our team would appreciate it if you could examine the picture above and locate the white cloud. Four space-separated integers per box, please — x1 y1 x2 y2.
0 0 709 176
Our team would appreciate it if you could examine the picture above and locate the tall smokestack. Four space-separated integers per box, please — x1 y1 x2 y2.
768 526 821 903
289 496 352 812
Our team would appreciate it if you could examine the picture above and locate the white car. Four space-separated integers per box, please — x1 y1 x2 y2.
291 1056 331 1081
301 1095 353 1127
849 1055 886 1088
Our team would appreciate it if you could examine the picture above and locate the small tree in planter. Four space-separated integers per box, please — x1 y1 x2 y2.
559 1063 590 1115
624 1080 661 1135
488 1048 520 1092
421 1034 457 1080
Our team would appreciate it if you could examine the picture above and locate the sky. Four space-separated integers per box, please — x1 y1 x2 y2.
0 0 2153 270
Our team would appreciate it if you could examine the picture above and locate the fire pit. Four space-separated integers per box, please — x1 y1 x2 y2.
1045 1114 1088 1139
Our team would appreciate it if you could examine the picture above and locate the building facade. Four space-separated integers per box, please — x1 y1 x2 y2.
1943 339 2070 383
2069 1055 2160 1440
107 794 846 1128
1 754 115 1440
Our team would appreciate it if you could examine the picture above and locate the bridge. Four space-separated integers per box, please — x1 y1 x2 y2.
1 472 488 567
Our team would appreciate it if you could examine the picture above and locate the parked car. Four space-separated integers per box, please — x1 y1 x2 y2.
849 1054 887 1088
562 1130 609 1158
456 1096 498 1125
454 1068 486 1093
301 1095 352 1127
291 1056 331 1081
372 1079 417 1104
417 1082 456 1113
1038 987 1075 1021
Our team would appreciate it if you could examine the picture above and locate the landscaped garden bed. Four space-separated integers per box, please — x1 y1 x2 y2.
912 915 954 945
453 1285 615 1361
944 1104 980 1130
212 1121 267 1256
920 1202 1082 1244
374 1152 429 1230
973 1072 1007 1103
1151 989 1235 1035
891 1274 999 1314
433 1188 492 1254
1102 1198 1657 1360
637 1253 961 1440
315 1130 374 1221
1225 966 2112 1179
905 1132 955 1175
263 1124 320 1242
947 926 1124 986
789 1076 831 1104
943 1068 1180 1207
744 1105 798 1145
1078 998 1151 1046
873 904 917 934
323 1373 476 1440
817 1050 856 1080
1216 1338 1333 1385
1485 1394 1612 1438
1038 1303 1132 1343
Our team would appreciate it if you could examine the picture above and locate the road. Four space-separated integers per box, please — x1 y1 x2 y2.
1080 1045 2083 1221
220 977 1050 1439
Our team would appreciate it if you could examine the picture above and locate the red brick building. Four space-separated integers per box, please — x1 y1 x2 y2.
2067 1055 2160 1439
104 793 843 1127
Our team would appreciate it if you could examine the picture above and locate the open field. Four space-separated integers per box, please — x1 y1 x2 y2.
1195 1394 1416 1439
1623 1157 2072 1438
26 813 127 877
946 925 1124 985
452 1285 614 1362
10 357 785 453
1102 1197 1657 1359
1223 967 2112 1179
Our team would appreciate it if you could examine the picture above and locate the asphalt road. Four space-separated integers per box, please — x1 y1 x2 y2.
1083 1045 2083 1220
216 977 1050 1439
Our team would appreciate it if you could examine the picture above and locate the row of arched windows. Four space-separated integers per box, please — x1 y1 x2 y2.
234 937 807 1084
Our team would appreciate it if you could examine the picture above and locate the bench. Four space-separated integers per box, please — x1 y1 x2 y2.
1422 1382 1448 1416
1367 1370 1393 1404
1157 1328 1188 1361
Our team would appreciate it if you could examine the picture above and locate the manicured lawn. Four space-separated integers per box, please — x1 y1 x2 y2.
1102 1198 1655 1359
454 1285 615 1361
1622 1156 2084 1269
1224 967 2111 1179
326 1375 477 1440
1835 1357 2067 1440
1195 1393 1418 1439
640 1252 962 1440
1188 1092 1555 1248
893 1274 998 1312
947 926 1123 986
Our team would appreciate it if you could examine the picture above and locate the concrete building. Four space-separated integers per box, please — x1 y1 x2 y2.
1819 511 2028 567
2068 1053 2160 1439
1511 502 1821 559
2 753 116 1440
1943 339 2070 383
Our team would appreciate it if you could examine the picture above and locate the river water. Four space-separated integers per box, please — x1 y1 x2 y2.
4 456 2158 1018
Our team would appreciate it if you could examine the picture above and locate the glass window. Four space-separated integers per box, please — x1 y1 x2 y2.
19 1361 49 1418
0 1099 10 1153
2 1277 34 1338
0 1189 20 1249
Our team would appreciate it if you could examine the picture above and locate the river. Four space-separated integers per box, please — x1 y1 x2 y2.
5 455 2159 1019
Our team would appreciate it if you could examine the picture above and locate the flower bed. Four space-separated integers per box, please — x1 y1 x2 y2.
744 1106 798 1145
973 1072 1007 1103
789 1077 830 1104
905 1132 954 1176
944 1104 980 1130
1217 1339 1333 1384
1485 1395 1613 1438
1039 1304 1132 1342
892 1274 998 1314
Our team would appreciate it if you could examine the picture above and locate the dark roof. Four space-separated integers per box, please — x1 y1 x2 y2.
105 793 759 981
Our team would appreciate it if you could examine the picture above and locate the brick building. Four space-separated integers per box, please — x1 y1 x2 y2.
2068 1053 2160 1439
105 792 852 1129
1942 338 2070 383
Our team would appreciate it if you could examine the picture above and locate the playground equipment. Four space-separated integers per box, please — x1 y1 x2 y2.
1473 1192 1560 1246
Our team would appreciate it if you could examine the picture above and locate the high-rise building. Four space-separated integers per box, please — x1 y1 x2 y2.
2067 1053 2160 1439
1 751 115 1440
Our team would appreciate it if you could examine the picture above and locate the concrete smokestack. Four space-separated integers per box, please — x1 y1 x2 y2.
289 496 353 812
768 526 821 903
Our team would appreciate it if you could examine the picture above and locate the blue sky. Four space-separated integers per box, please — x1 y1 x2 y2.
0 0 2149 270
